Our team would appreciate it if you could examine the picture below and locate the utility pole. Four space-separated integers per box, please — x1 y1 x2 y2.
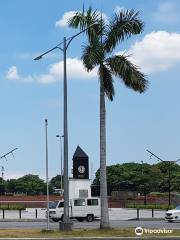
45 119 50 230
141 161 146 205
56 135 64 190
1 167 4 180
34 23 96 231
146 149 180 209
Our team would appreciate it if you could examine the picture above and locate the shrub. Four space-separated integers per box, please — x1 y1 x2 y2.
0 204 25 210
126 204 174 210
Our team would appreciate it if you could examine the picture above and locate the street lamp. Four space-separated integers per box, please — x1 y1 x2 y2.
0 148 18 160
34 23 96 230
0 166 4 180
45 119 50 230
146 149 180 209
56 135 64 190
141 161 146 205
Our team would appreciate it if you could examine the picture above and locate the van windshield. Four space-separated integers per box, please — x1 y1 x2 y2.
49 201 59 209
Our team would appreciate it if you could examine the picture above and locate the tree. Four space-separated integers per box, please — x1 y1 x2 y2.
50 174 63 190
6 179 17 194
15 174 46 195
93 162 180 194
69 7 147 228
0 177 5 195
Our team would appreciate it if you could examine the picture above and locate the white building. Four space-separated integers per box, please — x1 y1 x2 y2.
69 146 92 199
69 178 91 199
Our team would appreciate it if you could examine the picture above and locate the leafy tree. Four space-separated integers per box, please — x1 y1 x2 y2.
6 179 17 193
15 174 47 195
69 7 147 228
93 162 180 194
0 177 5 195
50 174 63 190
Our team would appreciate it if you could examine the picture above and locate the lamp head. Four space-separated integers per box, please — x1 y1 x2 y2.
34 56 42 60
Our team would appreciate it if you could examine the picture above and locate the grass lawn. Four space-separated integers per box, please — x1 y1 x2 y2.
0 228 179 238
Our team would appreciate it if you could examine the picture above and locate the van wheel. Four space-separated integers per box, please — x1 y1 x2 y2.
60 214 64 222
86 214 94 222
168 220 174 223
76 217 84 222
52 218 59 222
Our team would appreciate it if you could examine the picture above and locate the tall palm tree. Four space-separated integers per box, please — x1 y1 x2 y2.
68 7 148 229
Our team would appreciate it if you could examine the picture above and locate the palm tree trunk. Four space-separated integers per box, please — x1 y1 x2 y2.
100 84 110 229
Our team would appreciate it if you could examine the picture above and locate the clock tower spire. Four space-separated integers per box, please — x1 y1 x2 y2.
72 146 89 179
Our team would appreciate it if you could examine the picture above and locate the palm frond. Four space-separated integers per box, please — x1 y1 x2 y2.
68 11 86 30
81 40 102 71
106 55 148 93
99 64 114 101
104 9 144 52
68 7 105 43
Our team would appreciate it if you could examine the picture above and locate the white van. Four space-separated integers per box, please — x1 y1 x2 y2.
48 197 100 222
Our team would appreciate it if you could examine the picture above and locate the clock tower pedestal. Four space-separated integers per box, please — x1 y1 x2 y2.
69 146 91 199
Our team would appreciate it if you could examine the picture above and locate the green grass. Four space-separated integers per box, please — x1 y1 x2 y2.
0 204 25 210
0 228 179 238
126 204 175 210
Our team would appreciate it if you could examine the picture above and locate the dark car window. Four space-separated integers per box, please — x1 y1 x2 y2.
74 199 85 206
58 201 64 208
49 201 59 209
87 199 98 206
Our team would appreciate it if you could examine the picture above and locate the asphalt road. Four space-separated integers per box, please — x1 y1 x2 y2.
0 220 179 230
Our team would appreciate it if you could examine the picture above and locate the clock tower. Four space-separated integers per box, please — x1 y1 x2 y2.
72 146 89 179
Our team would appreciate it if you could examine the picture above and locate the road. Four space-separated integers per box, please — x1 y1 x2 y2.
0 220 179 230
0 208 179 231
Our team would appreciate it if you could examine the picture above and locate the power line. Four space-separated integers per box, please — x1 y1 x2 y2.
0 148 18 160
146 149 180 209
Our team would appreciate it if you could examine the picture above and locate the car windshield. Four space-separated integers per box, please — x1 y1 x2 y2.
49 201 59 209
175 206 180 210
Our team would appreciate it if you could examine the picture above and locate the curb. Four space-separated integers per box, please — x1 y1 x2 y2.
128 218 164 221
0 219 46 222
0 237 179 240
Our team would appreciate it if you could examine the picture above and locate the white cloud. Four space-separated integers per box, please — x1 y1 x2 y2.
123 31 180 74
55 10 108 28
55 11 77 27
6 66 20 80
6 58 97 84
153 2 179 24
5 66 34 83
114 6 126 13
38 58 97 84
99 12 108 24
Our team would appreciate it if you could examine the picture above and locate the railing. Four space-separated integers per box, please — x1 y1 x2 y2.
0 201 48 220
0 208 46 220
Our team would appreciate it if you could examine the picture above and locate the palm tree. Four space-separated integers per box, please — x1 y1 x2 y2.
68 7 148 229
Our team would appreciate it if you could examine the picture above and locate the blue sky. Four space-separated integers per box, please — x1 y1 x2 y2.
0 0 180 180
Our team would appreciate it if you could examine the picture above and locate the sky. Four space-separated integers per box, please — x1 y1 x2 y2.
0 0 180 180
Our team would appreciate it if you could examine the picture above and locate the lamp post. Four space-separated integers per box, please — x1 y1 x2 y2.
56 135 64 190
34 24 96 230
141 160 147 205
146 149 180 209
45 119 50 230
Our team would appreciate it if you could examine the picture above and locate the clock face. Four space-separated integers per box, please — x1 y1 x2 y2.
78 165 85 174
